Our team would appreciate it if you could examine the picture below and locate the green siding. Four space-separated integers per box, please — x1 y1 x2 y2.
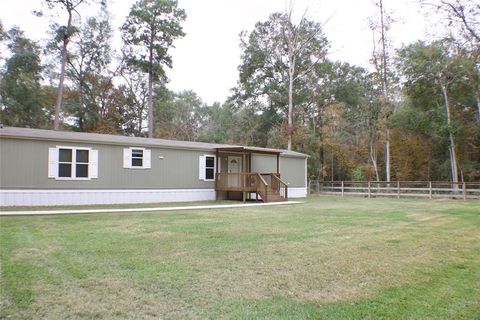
280 157 306 187
0 138 214 189
251 154 277 173
251 154 306 187
1 137 307 189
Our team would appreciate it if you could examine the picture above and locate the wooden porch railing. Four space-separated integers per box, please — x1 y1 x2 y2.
215 172 288 202
255 173 269 202
215 173 260 192
270 173 288 199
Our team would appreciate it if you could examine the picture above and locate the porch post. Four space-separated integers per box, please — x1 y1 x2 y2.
243 152 247 203
276 154 280 175
249 153 252 173
215 149 219 200
248 152 252 200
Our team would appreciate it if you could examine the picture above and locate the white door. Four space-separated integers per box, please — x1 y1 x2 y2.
228 156 242 187
228 156 241 173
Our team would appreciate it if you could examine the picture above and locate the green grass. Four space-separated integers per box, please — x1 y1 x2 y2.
1 196 479 319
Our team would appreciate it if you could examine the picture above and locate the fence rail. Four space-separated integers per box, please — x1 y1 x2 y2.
308 181 480 201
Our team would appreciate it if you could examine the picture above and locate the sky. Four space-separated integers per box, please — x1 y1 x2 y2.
0 0 435 104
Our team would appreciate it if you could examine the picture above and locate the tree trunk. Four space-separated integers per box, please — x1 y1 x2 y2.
331 151 334 182
379 0 391 184
379 0 388 95
319 143 325 181
147 42 154 138
137 104 144 135
79 117 84 132
385 128 391 183
78 77 85 131
54 9 73 130
476 91 480 121
287 56 295 151
441 83 459 183
147 71 153 138
370 141 380 182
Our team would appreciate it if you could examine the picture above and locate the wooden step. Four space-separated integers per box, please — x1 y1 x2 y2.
267 191 279 195
265 197 284 203
262 194 284 202
256 189 286 202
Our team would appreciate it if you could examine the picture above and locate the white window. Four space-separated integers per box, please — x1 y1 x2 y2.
123 147 151 169
48 146 98 180
199 155 216 181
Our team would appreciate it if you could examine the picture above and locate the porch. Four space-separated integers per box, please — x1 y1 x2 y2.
214 147 288 202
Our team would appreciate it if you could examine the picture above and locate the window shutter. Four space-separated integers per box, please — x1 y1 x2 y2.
48 147 58 178
89 149 98 178
143 149 151 168
123 148 131 168
213 156 217 181
199 155 205 180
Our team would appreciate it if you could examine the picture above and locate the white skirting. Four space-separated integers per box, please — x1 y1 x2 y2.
247 187 307 199
288 187 307 198
0 189 216 206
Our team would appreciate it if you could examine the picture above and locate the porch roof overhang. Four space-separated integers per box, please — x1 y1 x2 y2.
215 146 281 155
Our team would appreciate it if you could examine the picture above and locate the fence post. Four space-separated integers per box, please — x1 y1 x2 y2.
308 180 311 195
463 183 466 201
368 181 371 198
397 181 400 199
429 181 432 199
341 181 344 197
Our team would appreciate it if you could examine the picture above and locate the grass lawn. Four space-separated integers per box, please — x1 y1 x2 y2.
1 196 479 319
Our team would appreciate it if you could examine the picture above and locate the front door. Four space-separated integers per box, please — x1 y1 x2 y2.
228 156 242 188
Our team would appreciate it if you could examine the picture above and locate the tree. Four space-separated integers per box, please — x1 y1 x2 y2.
397 40 467 183
87 75 127 134
428 0 480 44
0 21 6 46
370 0 395 182
417 0 480 180
0 28 45 127
389 105 441 180
235 11 328 150
199 102 235 144
118 61 149 136
302 61 380 181
66 12 113 131
40 0 89 130
283 9 325 150
154 89 206 141
429 0 480 121
121 0 186 138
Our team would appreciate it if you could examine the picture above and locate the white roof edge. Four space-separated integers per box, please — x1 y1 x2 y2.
0 127 309 158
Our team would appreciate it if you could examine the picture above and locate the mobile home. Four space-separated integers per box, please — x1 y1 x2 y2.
0 127 308 206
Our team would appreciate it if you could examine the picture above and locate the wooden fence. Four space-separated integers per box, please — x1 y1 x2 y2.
308 181 480 201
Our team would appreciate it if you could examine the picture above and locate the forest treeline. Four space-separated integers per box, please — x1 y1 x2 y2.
0 0 479 182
